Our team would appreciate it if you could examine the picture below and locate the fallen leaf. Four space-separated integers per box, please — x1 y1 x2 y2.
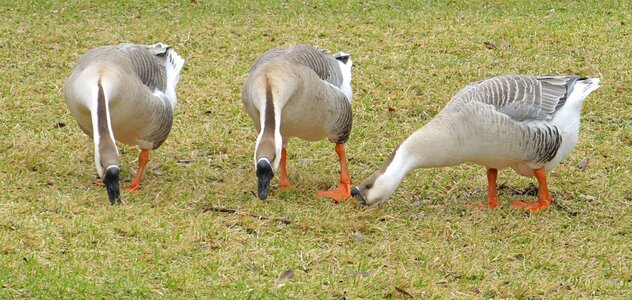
352 231 364 243
276 269 294 282
54 122 66 128
578 157 590 170
395 286 413 298
388 107 396 112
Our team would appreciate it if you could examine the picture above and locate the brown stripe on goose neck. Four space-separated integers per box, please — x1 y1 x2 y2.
361 144 401 188
255 78 276 161
97 79 119 168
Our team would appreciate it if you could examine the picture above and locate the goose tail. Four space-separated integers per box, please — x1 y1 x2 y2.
568 77 600 106
165 48 185 87
163 47 185 107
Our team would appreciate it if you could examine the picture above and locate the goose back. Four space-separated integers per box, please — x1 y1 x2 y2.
64 43 180 149
249 44 345 87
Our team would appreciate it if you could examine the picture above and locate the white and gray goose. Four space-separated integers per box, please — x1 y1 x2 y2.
64 43 185 204
242 44 354 202
351 75 600 212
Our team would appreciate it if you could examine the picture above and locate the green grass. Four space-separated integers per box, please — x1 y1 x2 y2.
1 0 630 298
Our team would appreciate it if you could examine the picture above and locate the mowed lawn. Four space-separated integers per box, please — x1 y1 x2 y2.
0 1 630 298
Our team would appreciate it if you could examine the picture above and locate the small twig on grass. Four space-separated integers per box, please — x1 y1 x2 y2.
553 201 580 216
395 286 414 299
202 206 292 225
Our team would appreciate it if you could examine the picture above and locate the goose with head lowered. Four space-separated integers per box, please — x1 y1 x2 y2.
64 43 185 204
242 44 354 202
351 75 600 212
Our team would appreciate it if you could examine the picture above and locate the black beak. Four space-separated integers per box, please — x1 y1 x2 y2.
256 160 274 200
351 187 366 205
103 166 121 204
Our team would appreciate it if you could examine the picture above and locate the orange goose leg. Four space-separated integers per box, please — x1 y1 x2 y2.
472 168 500 209
279 148 291 189
511 167 554 212
317 144 351 203
127 149 149 192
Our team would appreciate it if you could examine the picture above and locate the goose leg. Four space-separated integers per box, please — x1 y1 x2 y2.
127 149 149 192
317 143 351 203
474 168 500 209
511 167 554 212
279 148 292 188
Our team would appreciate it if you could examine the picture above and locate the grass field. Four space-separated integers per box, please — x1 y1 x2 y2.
1 0 630 298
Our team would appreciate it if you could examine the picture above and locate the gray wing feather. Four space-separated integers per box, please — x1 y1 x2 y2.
450 75 578 122
118 43 167 92
328 94 353 144
144 99 174 149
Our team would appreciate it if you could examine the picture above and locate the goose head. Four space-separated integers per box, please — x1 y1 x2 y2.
351 171 398 206
352 148 408 206
256 158 274 200
96 146 121 204
103 165 121 204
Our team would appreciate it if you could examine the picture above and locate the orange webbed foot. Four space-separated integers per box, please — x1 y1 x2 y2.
126 184 141 192
279 177 292 190
93 178 104 186
317 183 351 203
511 201 550 213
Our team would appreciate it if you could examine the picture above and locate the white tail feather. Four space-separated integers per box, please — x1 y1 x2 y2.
561 77 600 109
164 49 185 107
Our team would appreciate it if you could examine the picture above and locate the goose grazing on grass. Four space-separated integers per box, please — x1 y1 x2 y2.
242 44 354 202
351 75 600 212
64 43 185 204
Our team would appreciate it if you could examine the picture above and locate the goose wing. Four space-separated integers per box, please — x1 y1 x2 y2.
450 75 579 121
117 43 167 92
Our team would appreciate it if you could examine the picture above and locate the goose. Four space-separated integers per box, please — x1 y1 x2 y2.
351 75 600 212
242 44 353 202
64 43 185 204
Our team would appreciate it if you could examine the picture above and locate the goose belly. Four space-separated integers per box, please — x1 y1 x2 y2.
466 141 531 171
455 128 542 174
107 100 158 149
277 92 333 142
280 114 329 141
